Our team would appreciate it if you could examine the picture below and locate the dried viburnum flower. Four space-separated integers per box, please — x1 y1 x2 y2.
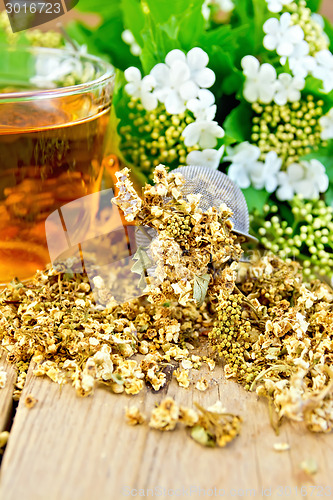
190 403 242 448
125 406 146 426
174 368 190 388
112 165 243 307
149 397 179 431
195 378 209 391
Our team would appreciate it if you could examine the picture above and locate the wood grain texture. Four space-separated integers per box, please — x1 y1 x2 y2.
0 362 332 500
0 350 17 433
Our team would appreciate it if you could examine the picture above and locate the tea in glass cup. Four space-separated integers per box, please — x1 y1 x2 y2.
0 46 114 282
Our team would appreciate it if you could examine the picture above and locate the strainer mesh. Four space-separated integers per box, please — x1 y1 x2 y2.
175 165 250 236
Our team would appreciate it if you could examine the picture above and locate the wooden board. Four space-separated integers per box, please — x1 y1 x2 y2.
0 361 332 500
0 350 17 433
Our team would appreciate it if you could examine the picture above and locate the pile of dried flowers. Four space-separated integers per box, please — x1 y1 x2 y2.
0 165 332 447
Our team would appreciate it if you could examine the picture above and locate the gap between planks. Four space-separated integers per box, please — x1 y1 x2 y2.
0 360 332 500
0 350 17 434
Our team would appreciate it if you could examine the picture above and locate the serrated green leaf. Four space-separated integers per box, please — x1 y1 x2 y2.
193 274 210 305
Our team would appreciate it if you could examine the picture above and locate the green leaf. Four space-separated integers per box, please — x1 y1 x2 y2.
304 76 332 110
198 25 245 96
325 183 333 208
121 0 145 45
139 0 205 72
74 0 119 17
306 0 322 12
140 14 178 73
223 102 252 143
324 17 333 51
90 18 142 71
144 0 204 23
242 187 269 214
193 274 210 305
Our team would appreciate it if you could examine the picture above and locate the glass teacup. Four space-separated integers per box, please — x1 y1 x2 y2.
0 45 114 282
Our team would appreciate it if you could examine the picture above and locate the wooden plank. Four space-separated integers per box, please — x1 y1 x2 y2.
0 361 332 500
0 350 17 433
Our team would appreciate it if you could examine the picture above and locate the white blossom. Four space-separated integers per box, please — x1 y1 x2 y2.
124 67 157 111
319 109 333 140
121 29 142 56
186 89 216 121
274 73 305 105
311 50 333 94
182 120 224 149
263 13 304 57
150 48 215 114
166 47 216 89
281 41 315 79
201 1 211 20
276 160 329 201
241 56 277 103
225 142 262 189
186 146 224 169
250 151 282 192
151 60 197 114
265 0 292 13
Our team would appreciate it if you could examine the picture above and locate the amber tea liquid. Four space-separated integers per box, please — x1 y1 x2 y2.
0 94 110 282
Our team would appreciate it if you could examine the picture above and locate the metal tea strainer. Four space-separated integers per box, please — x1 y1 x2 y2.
135 164 257 253
174 165 257 243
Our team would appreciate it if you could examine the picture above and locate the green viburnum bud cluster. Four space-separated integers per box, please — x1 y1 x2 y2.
251 96 325 166
250 196 333 282
119 98 197 175
287 0 329 55
209 292 260 391
25 29 63 48
0 12 63 48
166 214 193 243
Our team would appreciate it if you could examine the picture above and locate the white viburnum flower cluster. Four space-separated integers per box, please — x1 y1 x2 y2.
226 143 328 201
263 10 333 92
124 48 225 169
276 159 329 201
265 0 292 13
226 143 282 192
319 109 333 141
241 55 305 105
